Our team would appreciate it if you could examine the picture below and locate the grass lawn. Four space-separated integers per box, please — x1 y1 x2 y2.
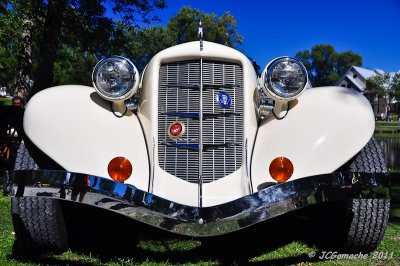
375 121 400 139
0 97 12 106
1 189 400 265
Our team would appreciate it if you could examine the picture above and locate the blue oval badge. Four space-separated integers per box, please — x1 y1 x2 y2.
216 91 232 108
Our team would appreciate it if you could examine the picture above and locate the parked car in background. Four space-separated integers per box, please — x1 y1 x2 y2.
5 39 390 256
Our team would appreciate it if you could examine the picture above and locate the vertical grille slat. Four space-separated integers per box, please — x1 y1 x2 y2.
158 60 244 183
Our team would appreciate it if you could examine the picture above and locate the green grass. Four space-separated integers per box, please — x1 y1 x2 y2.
376 121 400 126
0 196 14 261
0 97 12 106
0 193 400 265
375 121 400 139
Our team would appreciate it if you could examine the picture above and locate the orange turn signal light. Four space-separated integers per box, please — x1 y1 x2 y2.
108 157 132 183
269 157 294 183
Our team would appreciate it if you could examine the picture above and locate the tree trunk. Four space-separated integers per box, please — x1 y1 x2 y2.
28 0 67 101
14 13 34 103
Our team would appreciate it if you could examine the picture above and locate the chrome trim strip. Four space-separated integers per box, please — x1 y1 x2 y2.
245 138 253 194
203 84 238 89
149 137 155 194
4 170 391 237
166 84 239 90
199 58 204 207
167 83 200 90
161 142 199 150
160 111 240 120
160 142 239 151
137 114 152 194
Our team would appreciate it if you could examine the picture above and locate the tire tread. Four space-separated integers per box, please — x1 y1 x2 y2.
344 198 390 253
11 197 68 255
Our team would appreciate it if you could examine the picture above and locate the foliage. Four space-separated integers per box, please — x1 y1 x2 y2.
0 57 18 94
365 73 391 101
167 6 243 47
391 72 400 98
1 0 168 100
53 46 99 86
107 22 176 71
0 3 243 99
12 0 47 101
107 6 243 72
60 2 113 56
108 0 167 24
295 44 362 87
365 72 400 106
0 1 22 93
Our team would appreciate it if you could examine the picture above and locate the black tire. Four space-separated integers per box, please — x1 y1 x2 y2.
11 197 68 255
337 137 390 253
14 137 62 170
14 141 38 170
343 198 390 253
347 137 387 173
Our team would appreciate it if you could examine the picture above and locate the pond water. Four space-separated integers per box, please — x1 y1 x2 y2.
376 137 400 170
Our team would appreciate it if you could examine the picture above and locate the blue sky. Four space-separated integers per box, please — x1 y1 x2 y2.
148 0 400 72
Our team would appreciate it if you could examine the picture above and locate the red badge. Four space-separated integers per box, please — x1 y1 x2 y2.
168 121 186 140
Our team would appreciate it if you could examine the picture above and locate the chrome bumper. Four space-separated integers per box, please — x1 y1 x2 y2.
2 170 390 237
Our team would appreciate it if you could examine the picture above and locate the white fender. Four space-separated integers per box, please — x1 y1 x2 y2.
251 86 375 190
23 85 149 191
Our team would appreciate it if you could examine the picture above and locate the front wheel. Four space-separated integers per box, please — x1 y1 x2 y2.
11 197 68 256
336 137 390 253
343 198 390 253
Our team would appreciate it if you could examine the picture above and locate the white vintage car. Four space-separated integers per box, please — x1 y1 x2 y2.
5 40 390 255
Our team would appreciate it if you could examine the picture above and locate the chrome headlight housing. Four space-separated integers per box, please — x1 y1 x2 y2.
92 56 139 102
261 57 308 101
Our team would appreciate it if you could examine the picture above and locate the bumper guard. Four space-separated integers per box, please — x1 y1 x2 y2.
2 170 391 237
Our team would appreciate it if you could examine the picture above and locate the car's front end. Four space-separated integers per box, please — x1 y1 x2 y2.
4 40 392 255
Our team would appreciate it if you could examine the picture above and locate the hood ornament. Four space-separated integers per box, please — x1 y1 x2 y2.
198 21 203 51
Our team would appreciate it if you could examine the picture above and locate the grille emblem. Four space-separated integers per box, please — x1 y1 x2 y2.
216 91 232 108
168 121 186 140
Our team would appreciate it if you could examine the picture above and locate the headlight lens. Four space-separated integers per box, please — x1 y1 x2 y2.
262 57 308 101
92 56 139 101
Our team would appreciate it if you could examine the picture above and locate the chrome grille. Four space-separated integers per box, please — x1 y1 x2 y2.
158 60 243 183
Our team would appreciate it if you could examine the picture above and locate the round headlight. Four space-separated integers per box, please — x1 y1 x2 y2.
261 57 308 101
92 56 139 101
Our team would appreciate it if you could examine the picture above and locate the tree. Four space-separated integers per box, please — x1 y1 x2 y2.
0 0 47 99
108 22 176 71
0 1 20 93
391 73 400 99
127 26 176 71
110 6 243 72
13 0 44 102
53 46 99 86
167 6 243 47
336 51 363 79
28 0 167 101
365 73 391 102
295 44 362 87
1 4 243 98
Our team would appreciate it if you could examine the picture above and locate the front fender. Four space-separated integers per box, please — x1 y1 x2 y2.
23 85 149 191
251 86 375 189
